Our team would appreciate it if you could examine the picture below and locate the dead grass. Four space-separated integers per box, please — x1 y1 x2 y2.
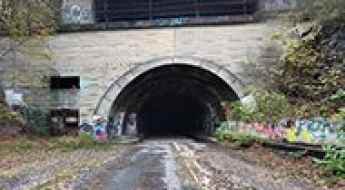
0 136 112 171
233 143 345 189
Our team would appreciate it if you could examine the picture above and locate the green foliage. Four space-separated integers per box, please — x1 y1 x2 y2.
0 1 58 102
227 89 292 123
275 37 344 102
252 89 292 123
0 0 57 39
21 106 50 136
262 25 345 114
229 101 253 122
0 0 58 62
78 133 96 147
335 108 345 133
251 1 345 115
0 103 18 121
299 0 345 24
330 89 345 102
315 145 345 177
214 126 262 147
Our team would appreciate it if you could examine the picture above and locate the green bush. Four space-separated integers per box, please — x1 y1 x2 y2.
227 89 293 123
330 89 345 102
299 0 345 24
78 133 96 147
22 106 50 136
315 145 345 177
0 103 18 121
229 101 253 123
214 126 262 147
336 108 345 133
255 1 345 113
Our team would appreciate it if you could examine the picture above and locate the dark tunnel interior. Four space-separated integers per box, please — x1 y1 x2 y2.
110 64 239 138
139 92 207 137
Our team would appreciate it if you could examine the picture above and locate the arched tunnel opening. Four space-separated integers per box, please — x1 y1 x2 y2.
140 90 207 137
109 64 239 138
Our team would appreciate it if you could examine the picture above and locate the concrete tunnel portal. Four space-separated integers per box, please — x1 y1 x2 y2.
108 64 240 138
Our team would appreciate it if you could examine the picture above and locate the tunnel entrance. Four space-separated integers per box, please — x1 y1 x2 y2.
140 89 207 137
109 64 239 138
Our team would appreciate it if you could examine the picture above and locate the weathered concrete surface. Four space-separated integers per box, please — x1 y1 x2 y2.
48 23 273 121
81 138 318 190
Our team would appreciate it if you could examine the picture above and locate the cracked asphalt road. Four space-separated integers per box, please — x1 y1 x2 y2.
83 138 318 190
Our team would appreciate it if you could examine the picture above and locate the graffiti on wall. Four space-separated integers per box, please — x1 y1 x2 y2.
126 113 138 136
263 0 297 11
222 117 344 145
62 1 93 24
5 89 26 108
81 112 139 139
110 112 125 137
153 17 186 27
79 115 108 141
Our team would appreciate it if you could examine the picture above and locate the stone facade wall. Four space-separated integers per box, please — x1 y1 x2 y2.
47 23 274 122
1 1 290 123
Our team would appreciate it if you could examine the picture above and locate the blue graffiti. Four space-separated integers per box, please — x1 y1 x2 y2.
153 17 186 26
63 4 92 24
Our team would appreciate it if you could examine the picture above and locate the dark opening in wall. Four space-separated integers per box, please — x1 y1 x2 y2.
139 91 207 137
50 109 79 135
50 76 80 89
109 65 239 138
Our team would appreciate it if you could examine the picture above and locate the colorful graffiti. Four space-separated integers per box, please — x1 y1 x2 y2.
126 113 137 136
62 3 93 24
82 112 139 139
153 17 186 27
79 115 108 141
262 0 297 11
109 112 125 137
4 89 26 109
221 117 345 145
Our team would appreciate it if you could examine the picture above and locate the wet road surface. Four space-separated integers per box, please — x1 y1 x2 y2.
86 138 317 190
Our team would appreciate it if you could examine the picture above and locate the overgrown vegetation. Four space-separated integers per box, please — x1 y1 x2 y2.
223 0 345 182
293 0 345 24
0 102 17 121
0 0 59 136
315 145 345 177
247 0 345 117
214 125 264 148
0 0 59 68
269 29 345 109
0 0 57 45
230 88 293 123
21 106 50 136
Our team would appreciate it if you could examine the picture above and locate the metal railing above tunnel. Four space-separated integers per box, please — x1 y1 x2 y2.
95 0 258 23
